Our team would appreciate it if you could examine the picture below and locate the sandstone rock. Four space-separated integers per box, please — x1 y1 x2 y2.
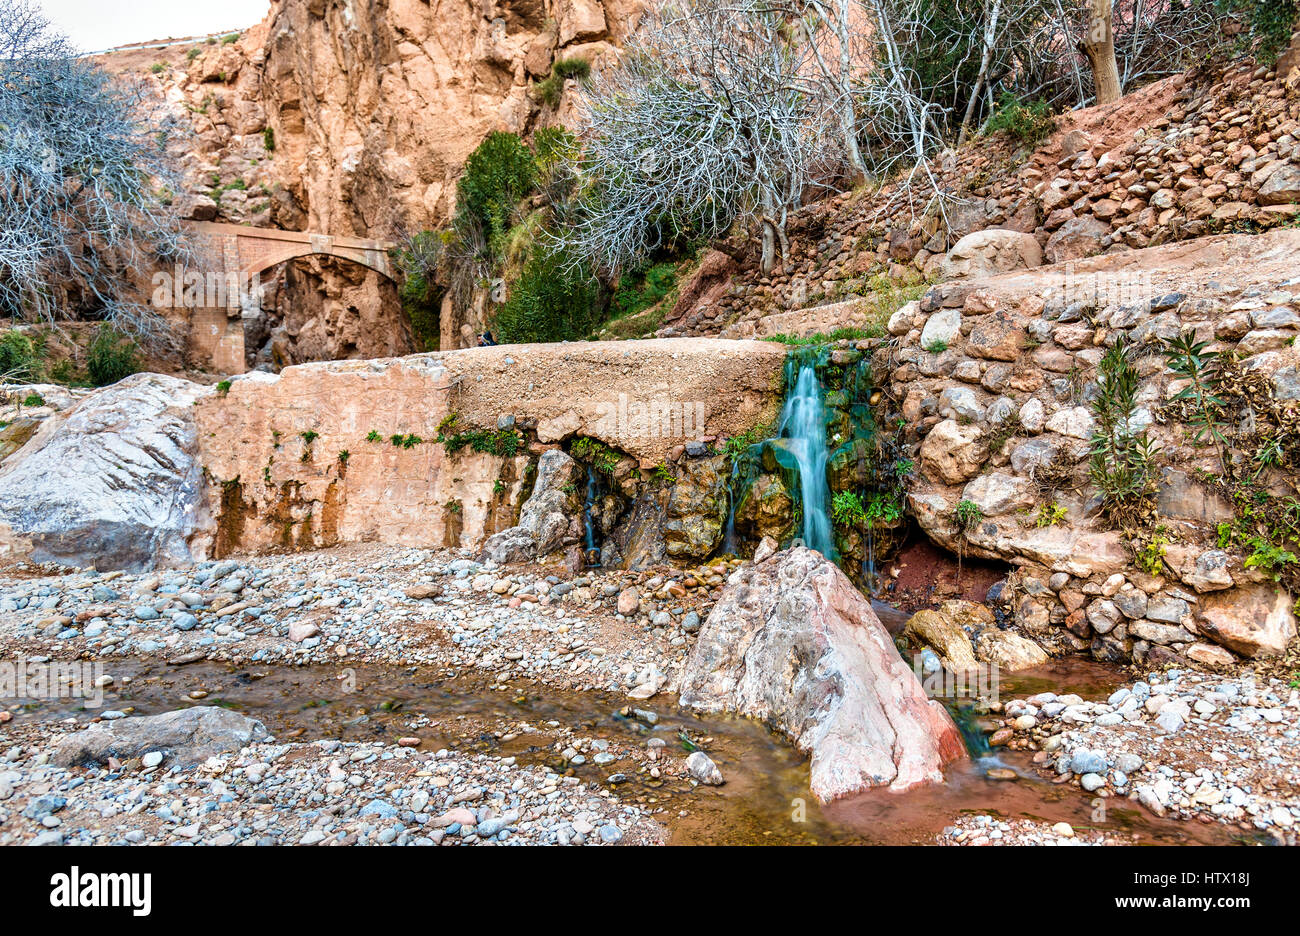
941 230 1044 279
616 587 640 616
974 629 1049 671
1195 585 1297 658
903 609 980 671
920 307 961 350
752 536 778 564
960 472 1037 517
53 707 271 768
0 374 212 571
1044 216 1110 264
967 314 1026 361
480 450 582 564
1258 164 1300 206
920 420 985 484
679 548 966 802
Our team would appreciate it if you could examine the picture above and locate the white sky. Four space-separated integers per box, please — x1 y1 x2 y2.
37 0 271 53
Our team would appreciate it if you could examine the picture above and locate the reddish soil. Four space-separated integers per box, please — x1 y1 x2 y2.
879 534 1009 615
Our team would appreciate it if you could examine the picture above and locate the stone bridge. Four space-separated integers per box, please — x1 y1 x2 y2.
182 223 397 374
188 222 396 279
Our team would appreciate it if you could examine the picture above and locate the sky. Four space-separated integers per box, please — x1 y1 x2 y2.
37 0 271 54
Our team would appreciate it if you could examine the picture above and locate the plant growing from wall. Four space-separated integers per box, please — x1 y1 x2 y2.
1088 337 1160 528
1164 330 1228 471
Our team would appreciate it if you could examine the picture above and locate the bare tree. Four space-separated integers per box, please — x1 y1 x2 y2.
0 0 189 347
561 0 844 277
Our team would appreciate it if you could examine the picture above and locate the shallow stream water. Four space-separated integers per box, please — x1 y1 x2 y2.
11 655 1249 846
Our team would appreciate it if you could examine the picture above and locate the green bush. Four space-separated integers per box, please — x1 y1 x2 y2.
493 246 602 344
986 92 1056 147
610 260 678 320
534 57 591 108
86 326 139 387
394 230 446 350
0 330 39 381
1217 0 1299 62
456 132 537 249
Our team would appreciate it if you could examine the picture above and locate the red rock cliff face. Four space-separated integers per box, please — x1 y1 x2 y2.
99 0 640 239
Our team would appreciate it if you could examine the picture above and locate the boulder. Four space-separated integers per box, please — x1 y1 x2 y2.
1195 585 1297 658
903 609 980 671
662 456 728 559
919 420 985 484
1044 216 1110 264
940 230 1044 279
0 374 212 571
679 548 966 802
1258 164 1300 206
52 707 271 768
480 449 582 564
974 629 1050 671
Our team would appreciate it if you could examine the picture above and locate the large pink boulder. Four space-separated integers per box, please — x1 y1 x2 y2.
679 547 967 802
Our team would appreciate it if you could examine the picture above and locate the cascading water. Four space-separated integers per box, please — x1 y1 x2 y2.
776 363 835 558
582 466 601 566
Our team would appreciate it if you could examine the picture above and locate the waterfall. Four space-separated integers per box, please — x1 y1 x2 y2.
582 466 601 566
778 363 834 558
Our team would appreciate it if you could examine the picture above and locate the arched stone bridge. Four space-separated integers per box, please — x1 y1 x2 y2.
188 222 396 279
182 222 397 375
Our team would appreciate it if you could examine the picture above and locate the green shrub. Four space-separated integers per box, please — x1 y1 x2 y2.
86 326 139 387
1217 0 1299 62
534 57 591 107
0 330 39 381
1088 338 1160 527
394 230 445 351
493 246 602 344
986 92 1056 147
456 132 537 249
610 261 678 321
263 127 275 152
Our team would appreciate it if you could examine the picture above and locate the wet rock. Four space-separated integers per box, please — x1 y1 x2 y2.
903 609 980 671
685 751 724 786
973 629 1049 671
52 707 272 768
680 547 966 802
480 450 582 564
662 456 728 559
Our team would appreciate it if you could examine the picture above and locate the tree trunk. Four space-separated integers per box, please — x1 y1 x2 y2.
957 0 1003 148
1079 0 1121 105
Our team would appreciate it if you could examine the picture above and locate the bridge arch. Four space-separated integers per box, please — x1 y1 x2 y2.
188 221 396 280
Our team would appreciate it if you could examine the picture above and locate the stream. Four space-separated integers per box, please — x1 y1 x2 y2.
11 655 1248 846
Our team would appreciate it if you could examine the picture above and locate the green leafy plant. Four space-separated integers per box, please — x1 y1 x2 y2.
1088 338 1160 528
1164 331 1228 471
215 379 232 396
571 437 620 474
955 499 983 531
1034 502 1068 528
923 338 948 354
985 92 1056 147
86 326 138 387
1135 528 1170 575
831 490 866 527
0 330 39 380
337 450 350 464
